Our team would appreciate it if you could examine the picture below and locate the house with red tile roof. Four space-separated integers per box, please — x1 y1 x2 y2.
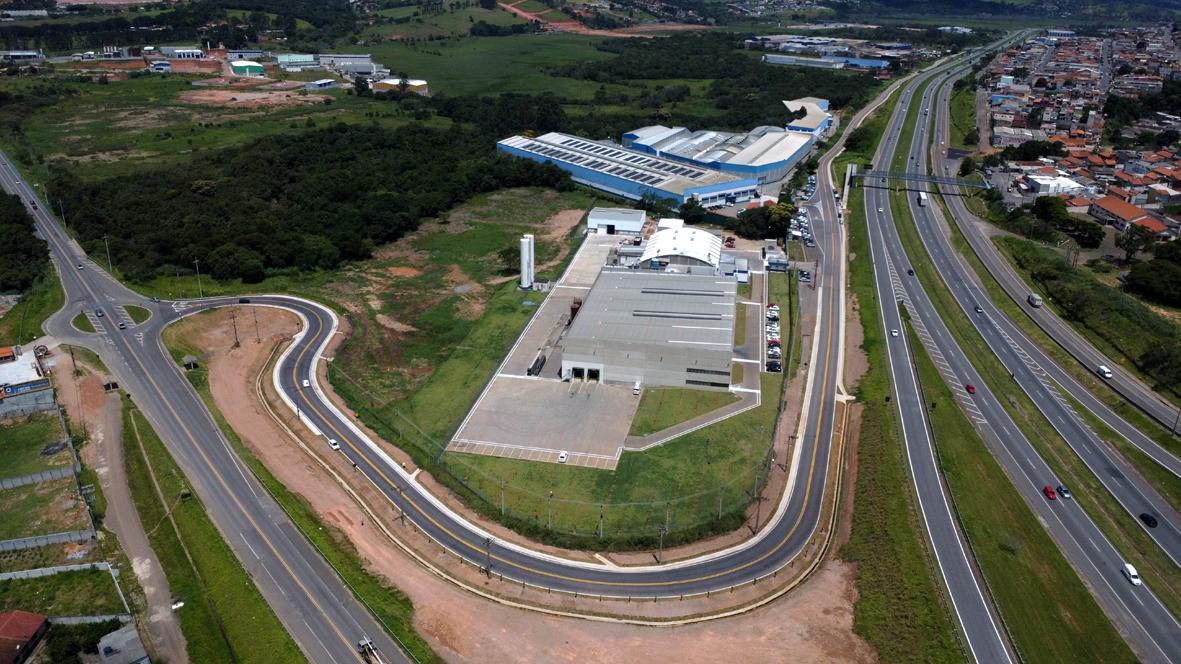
0 611 48 664
1089 195 1150 230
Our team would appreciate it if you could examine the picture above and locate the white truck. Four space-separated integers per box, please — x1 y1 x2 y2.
917 191 928 207
1028 293 1044 307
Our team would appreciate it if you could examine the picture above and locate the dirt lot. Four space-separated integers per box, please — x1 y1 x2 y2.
170 305 875 663
177 90 327 109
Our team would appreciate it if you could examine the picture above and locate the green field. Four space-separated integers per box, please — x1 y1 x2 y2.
361 1 528 41
948 82 977 151
71 311 95 333
0 478 90 541
628 388 739 436
0 413 69 480
121 399 307 664
840 84 962 659
907 321 1135 662
0 268 64 346
0 569 124 616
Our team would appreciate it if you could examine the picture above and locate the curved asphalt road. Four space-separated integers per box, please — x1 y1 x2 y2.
869 62 1181 662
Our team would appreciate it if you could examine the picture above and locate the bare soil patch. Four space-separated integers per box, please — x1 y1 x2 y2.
177 90 326 109
177 306 875 663
844 294 869 389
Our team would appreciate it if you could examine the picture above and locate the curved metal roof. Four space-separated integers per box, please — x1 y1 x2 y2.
640 226 722 267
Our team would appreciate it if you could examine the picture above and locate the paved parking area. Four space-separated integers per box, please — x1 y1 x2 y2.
447 234 640 469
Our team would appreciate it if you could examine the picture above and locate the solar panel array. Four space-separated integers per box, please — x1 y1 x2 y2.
503 134 717 189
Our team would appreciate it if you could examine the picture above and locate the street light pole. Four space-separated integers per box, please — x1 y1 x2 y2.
103 235 113 274
193 259 204 299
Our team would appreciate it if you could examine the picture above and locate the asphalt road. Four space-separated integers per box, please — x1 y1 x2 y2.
0 156 408 664
868 62 1181 662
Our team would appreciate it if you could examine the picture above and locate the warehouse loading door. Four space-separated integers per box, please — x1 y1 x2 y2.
587 368 600 382
606 224 616 235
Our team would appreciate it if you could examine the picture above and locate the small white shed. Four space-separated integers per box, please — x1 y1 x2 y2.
588 207 646 235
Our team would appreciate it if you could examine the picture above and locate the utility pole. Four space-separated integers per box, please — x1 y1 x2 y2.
484 537 492 578
657 523 667 563
193 259 203 299
252 308 261 343
175 268 182 300
546 490 553 530
103 234 113 274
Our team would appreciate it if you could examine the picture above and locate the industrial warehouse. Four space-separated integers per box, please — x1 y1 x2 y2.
447 217 763 469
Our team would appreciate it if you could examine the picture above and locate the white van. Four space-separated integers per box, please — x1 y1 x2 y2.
1122 563 1142 586
1097 365 1113 379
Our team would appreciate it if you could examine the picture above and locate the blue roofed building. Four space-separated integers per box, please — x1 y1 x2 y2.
621 123 813 184
497 132 761 207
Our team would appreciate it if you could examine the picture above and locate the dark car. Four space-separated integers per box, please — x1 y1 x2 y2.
238 298 251 304
766 361 782 373
974 305 984 314
907 268 915 276
1140 513 1159 528
95 308 103 318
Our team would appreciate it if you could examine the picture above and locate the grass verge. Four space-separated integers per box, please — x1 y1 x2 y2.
0 413 69 480
0 569 123 616
72 312 95 333
907 320 1135 663
121 397 306 664
124 305 150 324
628 388 739 437
0 267 64 346
158 329 440 664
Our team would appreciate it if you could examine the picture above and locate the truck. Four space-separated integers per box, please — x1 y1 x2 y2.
917 191 928 207
1028 293 1043 307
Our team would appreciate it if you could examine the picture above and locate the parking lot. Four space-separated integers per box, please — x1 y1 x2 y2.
447 234 641 469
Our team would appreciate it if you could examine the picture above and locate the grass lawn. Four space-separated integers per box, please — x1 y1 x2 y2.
71 312 95 333
0 478 90 541
908 322 1135 663
360 2 527 41
121 398 306 664
124 305 150 324
733 304 747 347
0 541 103 574
628 388 739 436
948 82 977 152
0 569 123 616
0 413 69 480
0 268 64 346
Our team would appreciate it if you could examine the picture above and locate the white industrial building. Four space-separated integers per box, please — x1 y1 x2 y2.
1028 175 1085 196
560 270 735 390
622 124 813 184
587 208 646 235
637 226 722 274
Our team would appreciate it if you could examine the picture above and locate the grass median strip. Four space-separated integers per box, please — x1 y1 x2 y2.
905 319 1135 663
0 267 64 346
890 185 1181 623
71 311 95 334
839 87 962 658
122 397 307 664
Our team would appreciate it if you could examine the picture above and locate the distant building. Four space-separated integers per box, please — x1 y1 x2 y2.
226 48 264 61
783 97 833 138
938 26 973 34
0 50 44 63
230 60 264 76
0 346 54 418
276 53 317 71
318 53 372 69
587 207 645 235
304 78 336 91
372 77 429 96
498 132 761 207
1046 29 1076 38
0 610 48 664
158 46 204 60
763 54 846 70
623 123 813 184
1028 175 1085 196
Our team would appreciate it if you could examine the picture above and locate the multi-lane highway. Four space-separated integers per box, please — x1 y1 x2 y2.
0 155 409 664
867 61 1181 662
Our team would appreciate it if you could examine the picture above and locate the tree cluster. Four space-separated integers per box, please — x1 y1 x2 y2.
1104 80 1181 139
468 20 541 37
726 201 797 240
0 193 48 294
1126 239 1181 307
1031 196 1104 248
48 123 572 283
999 139 1065 162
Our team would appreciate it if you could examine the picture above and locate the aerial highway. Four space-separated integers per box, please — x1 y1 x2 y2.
0 40 1020 661
0 154 410 664
867 62 1181 662
929 69 1181 480
934 66 1181 437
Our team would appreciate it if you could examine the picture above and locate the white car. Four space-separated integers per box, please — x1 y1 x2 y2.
891 329 899 337
301 379 311 388
1097 365 1113 379
558 450 569 463
328 438 341 451
1122 563 1142 586
878 207 884 213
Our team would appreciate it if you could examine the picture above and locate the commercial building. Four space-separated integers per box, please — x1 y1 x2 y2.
587 207 645 235
784 97 833 137
318 53 372 68
97 624 150 664
230 60 264 76
622 123 813 184
0 610 48 664
0 50 44 63
276 53 317 71
304 78 337 91
1089 195 1150 230
1027 175 1085 196
372 77 430 95
497 132 760 206
226 48 264 60
762 54 847 70
158 46 204 60
636 225 722 274
560 270 735 390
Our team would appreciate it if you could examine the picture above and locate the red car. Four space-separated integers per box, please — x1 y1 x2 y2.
1043 486 1057 500
965 383 976 395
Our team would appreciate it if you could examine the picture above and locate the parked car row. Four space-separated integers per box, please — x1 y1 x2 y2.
766 303 782 372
